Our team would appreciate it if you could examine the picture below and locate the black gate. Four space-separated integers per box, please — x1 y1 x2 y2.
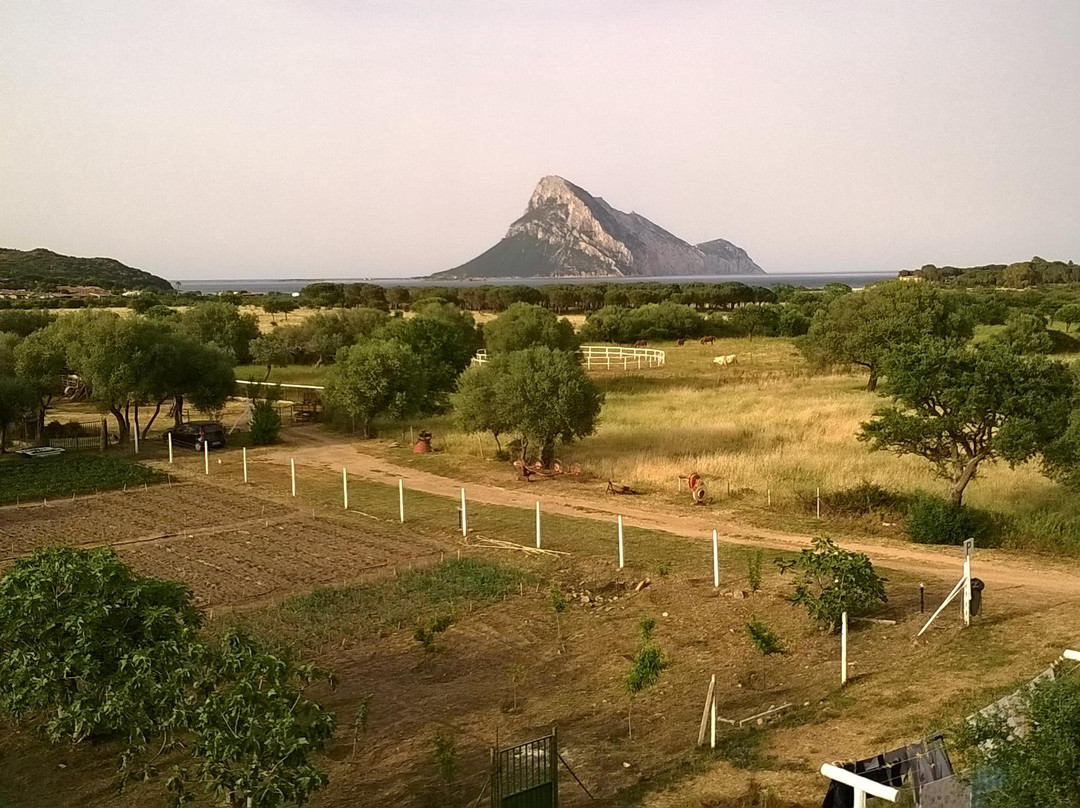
491 729 558 808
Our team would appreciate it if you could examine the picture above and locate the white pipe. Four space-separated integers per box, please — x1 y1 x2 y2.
1064 649 1080 661
342 468 348 510
712 530 719 588
398 478 404 523
710 677 717 749
290 458 296 496
461 487 467 536
167 432 173 464
204 441 209 475
820 764 899 802
917 577 966 637
242 447 248 483
841 611 848 685
963 539 973 627
133 426 139 455
535 500 541 549
617 516 624 568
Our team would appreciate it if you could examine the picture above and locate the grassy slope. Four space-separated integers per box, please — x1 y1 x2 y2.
0 247 172 291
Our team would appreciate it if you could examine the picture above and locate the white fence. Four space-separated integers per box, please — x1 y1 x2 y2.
471 346 665 370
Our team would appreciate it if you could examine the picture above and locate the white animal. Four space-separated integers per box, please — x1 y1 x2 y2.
713 354 738 366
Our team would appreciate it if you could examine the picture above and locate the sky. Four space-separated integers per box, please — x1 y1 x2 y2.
1 1 1079 281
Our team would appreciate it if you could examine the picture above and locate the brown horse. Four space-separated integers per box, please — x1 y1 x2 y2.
699 335 715 345
676 338 685 346
632 339 648 348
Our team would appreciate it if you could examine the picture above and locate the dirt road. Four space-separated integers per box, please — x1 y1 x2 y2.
267 439 1080 599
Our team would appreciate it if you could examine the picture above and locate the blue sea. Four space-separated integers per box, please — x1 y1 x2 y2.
174 272 898 295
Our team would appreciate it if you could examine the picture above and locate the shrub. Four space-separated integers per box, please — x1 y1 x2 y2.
809 481 911 517
248 399 281 445
905 495 1002 546
747 551 763 592
777 537 887 632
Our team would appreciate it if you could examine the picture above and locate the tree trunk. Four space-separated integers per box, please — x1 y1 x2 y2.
263 365 272 382
1 422 6 453
950 454 986 507
141 398 166 439
110 406 129 442
173 394 184 427
519 437 530 467
865 366 879 392
540 439 556 469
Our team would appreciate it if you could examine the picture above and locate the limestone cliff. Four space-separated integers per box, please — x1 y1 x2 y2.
434 176 763 279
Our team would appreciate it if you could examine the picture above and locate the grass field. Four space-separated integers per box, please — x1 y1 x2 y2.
0 452 167 505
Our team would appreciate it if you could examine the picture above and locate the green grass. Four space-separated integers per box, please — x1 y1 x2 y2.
221 558 533 651
0 452 167 505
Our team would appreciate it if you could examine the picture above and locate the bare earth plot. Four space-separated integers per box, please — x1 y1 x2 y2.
1 438 1080 807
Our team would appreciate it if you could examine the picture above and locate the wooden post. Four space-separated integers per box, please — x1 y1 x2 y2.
535 500 541 549
617 516 624 569
290 458 296 496
461 487 467 536
712 529 719 588
697 675 716 746
710 677 717 749
242 447 248 483
398 478 404 523
167 432 173 464
342 467 348 510
841 611 848 685
204 441 209 475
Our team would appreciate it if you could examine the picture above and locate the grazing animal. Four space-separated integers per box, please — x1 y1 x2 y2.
700 335 715 345
713 354 738 366
676 338 685 346
632 339 648 348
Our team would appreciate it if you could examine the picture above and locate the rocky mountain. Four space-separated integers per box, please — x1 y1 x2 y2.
0 247 172 292
433 176 763 279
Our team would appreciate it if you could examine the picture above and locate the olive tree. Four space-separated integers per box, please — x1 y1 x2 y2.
483 303 578 355
324 339 427 437
452 347 604 467
798 281 973 390
859 339 1076 506
0 374 34 452
777 538 887 633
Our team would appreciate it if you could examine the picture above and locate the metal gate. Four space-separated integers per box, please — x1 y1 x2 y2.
491 730 558 808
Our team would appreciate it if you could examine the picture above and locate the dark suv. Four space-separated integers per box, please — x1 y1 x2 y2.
163 421 227 451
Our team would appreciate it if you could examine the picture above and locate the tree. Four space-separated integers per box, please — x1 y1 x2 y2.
12 325 68 440
1056 303 1080 333
744 618 786 688
0 374 33 452
324 339 427 437
777 537 887 632
799 281 973 390
957 674 1080 807
726 304 780 339
0 548 335 807
249 332 291 381
860 340 1076 506
995 312 1053 355
625 617 666 739
483 303 578 354
0 309 55 337
450 364 509 453
260 294 299 324
452 347 604 467
379 303 481 408
176 302 260 363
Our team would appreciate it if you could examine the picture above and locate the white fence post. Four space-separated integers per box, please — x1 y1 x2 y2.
820 764 898 805
290 458 296 496
712 529 719 588
204 441 209 475
242 447 248 483
398 478 404 523
617 516 625 569
841 611 848 685
167 432 173 464
342 467 348 510
134 427 139 455
535 500 541 549
710 674 717 749
461 487 467 536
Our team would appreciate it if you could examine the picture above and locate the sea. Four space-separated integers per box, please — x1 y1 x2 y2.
174 272 898 295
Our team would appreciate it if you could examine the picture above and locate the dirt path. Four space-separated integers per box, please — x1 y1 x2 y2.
266 440 1080 599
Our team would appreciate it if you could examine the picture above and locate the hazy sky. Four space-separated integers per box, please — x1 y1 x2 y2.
2 1 1078 280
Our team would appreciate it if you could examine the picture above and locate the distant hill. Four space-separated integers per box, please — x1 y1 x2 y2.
0 248 172 292
432 176 763 280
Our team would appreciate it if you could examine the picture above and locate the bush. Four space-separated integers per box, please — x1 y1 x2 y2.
777 537 887 632
809 481 911 517
248 400 281 445
905 495 1003 546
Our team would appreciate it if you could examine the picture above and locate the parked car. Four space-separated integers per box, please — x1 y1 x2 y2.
163 421 227 451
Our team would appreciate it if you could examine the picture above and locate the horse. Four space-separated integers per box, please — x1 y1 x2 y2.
632 339 648 348
700 335 716 345
713 354 738 366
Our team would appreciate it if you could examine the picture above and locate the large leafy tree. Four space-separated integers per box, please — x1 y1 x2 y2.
453 347 604 466
176 302 260 363
483 302 578 355
324 339 427 437
799 280 973 390
0 374 34 452
0 548 335 807
860 340 1076 506
12 325 68 439
957 674 1080 808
